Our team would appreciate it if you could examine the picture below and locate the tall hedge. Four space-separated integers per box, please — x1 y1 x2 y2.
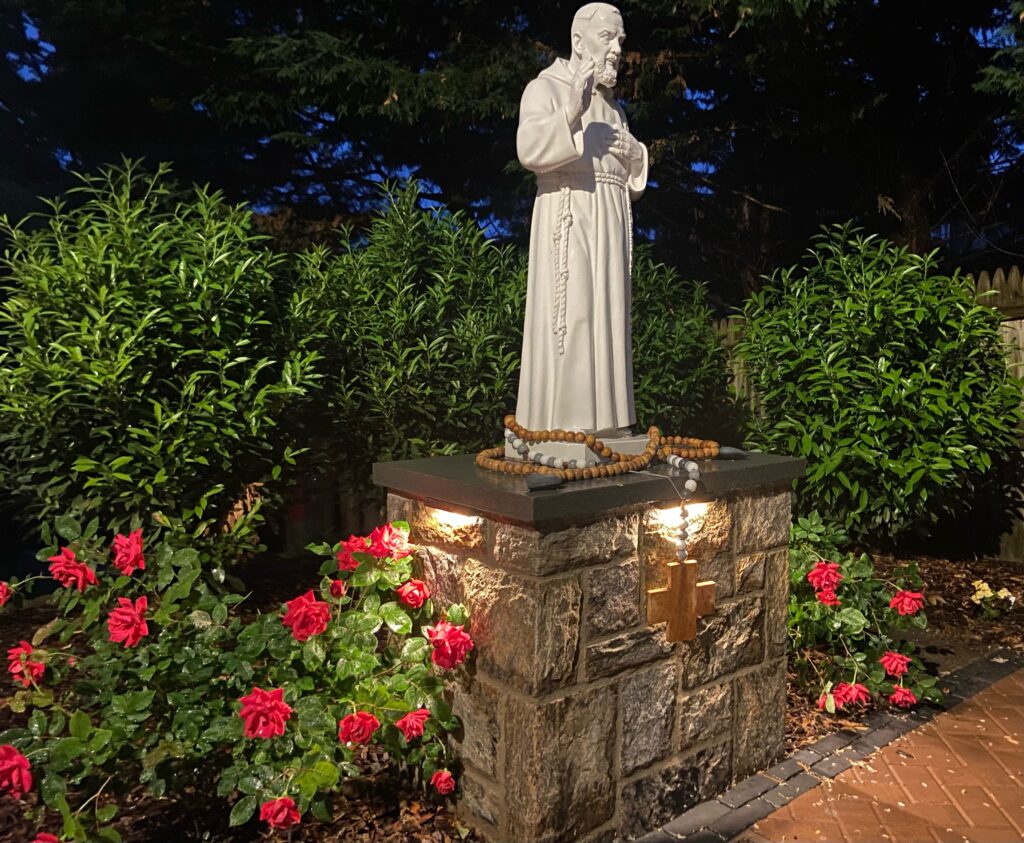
737 224 1023 542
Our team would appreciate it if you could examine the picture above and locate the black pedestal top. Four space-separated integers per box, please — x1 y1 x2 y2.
373 452 805 530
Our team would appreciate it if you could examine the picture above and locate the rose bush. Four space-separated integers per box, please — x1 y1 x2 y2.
788 513 941 714
0 516 471 840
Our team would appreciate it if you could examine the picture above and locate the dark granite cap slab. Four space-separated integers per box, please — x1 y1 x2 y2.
373 452 805 530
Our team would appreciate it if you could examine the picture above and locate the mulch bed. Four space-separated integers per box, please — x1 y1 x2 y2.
782 551 1024 752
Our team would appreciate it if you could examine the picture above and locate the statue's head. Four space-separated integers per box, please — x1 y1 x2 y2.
571 3 625 89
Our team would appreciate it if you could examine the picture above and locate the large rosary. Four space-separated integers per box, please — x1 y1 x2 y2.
476 414 719 484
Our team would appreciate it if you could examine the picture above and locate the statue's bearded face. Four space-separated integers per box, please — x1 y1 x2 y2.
578 12 625 88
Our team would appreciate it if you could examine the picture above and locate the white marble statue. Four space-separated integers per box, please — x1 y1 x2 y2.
514 2 648 434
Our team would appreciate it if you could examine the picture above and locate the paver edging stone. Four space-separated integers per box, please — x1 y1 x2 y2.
653 648 1024 843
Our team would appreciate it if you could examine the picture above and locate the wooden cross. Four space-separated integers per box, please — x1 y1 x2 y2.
646 559 716 642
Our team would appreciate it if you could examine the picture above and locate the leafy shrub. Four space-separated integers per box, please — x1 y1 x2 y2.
632 254 736 440
0 160 320 541
737 224 1023 542
0 515 470 840
789 512 940 713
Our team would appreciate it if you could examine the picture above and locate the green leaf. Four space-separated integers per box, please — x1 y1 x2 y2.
54 515 82 541
445 603 469 625
310 759 340 787
96 803 118 822
229 795 258 826
69 710 91 740
380 601 412 635
50 736 85 770
401 637 429 662
28 708 47 737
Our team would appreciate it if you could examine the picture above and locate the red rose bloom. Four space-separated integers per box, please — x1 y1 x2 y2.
281 590 330 642
33 833 59 843
329 579 347 599
816 588 841 607
395 708 430 741
889 590 924 616
396 579 430 609
424 620 474 670
338 711 380 744
431 770 456 795
0 744 32 799
880 651 912 677
889 686 918 708
239 687 292 739
336 534 369 571
107 596 149 648
0 582 12 607
111 529 145 576
836 682 871 706
7 641 44 688
47 548 98 591
367 523 412 560
818 683 849 711
807 561 843 592
260 796 301 829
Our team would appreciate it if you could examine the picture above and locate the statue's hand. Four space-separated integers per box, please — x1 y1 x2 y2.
566 58 595 126
611 127 644 164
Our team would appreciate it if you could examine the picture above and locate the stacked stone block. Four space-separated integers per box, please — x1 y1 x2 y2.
388 486 792 843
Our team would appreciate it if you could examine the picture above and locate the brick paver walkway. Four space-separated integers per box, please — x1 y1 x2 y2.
736 668 1024 843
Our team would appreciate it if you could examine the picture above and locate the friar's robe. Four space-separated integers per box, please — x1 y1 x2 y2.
515 57 648 433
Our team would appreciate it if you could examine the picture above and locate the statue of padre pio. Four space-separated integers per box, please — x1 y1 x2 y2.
514 2 648 435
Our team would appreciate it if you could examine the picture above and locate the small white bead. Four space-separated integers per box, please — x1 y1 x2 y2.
684 479 697 492
685 461 698 472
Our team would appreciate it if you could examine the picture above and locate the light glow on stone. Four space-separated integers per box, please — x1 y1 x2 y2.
684 501 709 521
427 508 479 530
649 505 684 532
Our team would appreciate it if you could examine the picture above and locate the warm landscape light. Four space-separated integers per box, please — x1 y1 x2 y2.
427 507 478 530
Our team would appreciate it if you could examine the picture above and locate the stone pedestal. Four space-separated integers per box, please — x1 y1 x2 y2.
374 453 804 843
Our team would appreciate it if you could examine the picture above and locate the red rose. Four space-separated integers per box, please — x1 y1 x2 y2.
889 590 924 616
816 588 841 608
239 686 292 739
880 651 911 677
111 529 145 576
259 796 301 829
7 641 45 688
0 744 32 799
47 548 98 591
817 684 846 711
396 579 430 609
807 561 842 592
107 596 149 648
336 534 369 571
395 708 430 741
281 590 330 642
889 686 918 708
836 682 870 706
367 523 412 560
33 833 59 843
424 620 474 670
330 579 347 599
431 769 456 795
338 711 380 744
0 582 12 607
